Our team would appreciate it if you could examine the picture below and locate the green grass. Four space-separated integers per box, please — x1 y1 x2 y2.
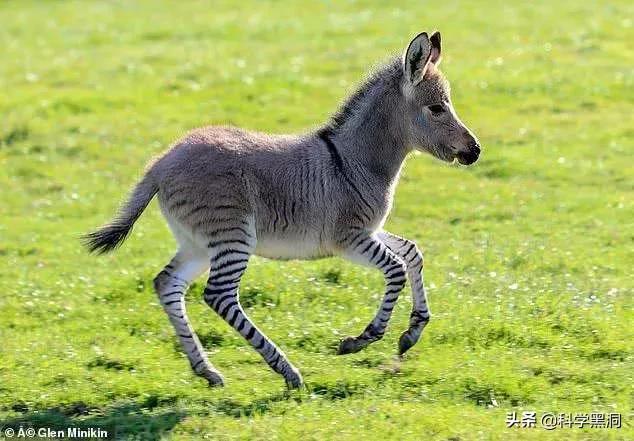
1 0 632 439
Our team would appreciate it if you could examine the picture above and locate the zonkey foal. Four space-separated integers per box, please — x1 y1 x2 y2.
84 31 481 388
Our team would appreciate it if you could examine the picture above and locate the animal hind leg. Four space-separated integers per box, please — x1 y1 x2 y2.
202 218 303 388
154 248 224 386
336 229 407 355
378 231 430 355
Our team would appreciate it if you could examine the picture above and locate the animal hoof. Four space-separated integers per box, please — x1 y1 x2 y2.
285 369 304 389
337 336 363 355
199 367 225 387
207 378 225 388
398 332 415 356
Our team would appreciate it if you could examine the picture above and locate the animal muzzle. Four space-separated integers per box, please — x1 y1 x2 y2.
456 139 481 165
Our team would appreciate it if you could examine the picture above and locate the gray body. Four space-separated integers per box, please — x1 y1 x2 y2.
154 126 396 261
84 32 481 388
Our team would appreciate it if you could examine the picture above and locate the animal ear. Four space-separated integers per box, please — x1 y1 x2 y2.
429 31 442 65
403 32 432 85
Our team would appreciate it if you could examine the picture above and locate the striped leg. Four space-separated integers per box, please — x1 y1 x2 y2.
154 250 225 386
378 231 430 355
203 225 303 388
337 231 407 355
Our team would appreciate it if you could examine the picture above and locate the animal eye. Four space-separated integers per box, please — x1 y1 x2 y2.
428 104 445 114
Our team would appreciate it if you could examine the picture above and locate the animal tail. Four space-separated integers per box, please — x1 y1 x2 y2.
82 173 159 254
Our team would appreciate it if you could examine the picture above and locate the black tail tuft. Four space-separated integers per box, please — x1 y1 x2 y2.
81 223 134 255
81 174 158 255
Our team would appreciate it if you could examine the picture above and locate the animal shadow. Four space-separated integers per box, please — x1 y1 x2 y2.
0 399 185 440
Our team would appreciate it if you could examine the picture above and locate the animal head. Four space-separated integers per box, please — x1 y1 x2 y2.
401 31 481 165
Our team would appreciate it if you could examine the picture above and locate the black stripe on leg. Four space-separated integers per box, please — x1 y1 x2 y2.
361 241 374 254
205 292 234 310
228 308 240 326
237 318 246 332
386 280 405 288
214 258 249 271
162 291 182 298
204 286 235 297
212 293 235 311
371 244 381 260
400 242 416 256
410 310 430 323
385 266 404 278
213 248 251 261
403 243 416 257
269 353 281 368
207 239 251 249
375 249 388 266
207 278 240 288
214 266 248 280
220 301 238 317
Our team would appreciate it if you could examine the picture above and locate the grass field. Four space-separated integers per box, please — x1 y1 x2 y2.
1 0 632 439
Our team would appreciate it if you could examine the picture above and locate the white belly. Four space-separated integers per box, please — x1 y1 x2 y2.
255 234 331 260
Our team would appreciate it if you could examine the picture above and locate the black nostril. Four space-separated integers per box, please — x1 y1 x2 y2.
468 138 480 151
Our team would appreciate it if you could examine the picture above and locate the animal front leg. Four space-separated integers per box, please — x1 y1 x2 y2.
336 230 407 355
378 231 430 355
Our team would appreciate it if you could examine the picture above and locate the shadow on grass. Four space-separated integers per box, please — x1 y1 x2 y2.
211 391 294 418
1 382 374 437
0 399 185 440
202 381 370 419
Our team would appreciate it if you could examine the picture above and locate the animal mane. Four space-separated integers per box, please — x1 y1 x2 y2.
320 56 403 135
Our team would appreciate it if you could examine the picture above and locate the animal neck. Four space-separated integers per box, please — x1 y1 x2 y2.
319 59 412 185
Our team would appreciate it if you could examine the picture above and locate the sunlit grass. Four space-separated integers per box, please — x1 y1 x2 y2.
0 0 632 439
